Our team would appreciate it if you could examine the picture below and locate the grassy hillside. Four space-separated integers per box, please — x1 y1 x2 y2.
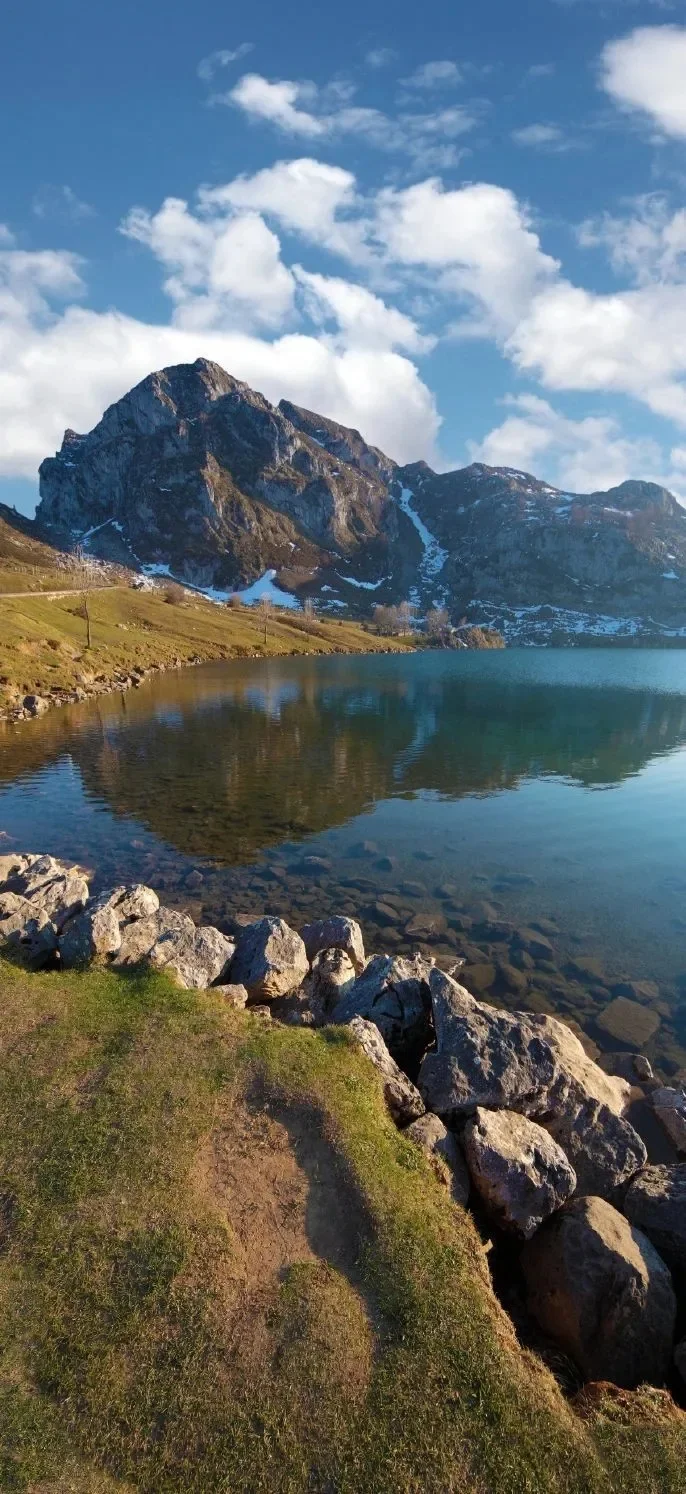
0 957 683 1493
0 505 79 595
0 588 409 714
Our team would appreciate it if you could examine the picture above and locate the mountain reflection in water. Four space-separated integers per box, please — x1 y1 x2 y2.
1 649 686 1078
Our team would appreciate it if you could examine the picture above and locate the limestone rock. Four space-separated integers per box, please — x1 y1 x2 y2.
347 1015 425 1126
23 694 49 716
418 968 630 1123
300 915 365 974
651 1087 686 1152
625 1164 686 1271
331 953 432 1063
0 893 57 967
463 1108 576 1239
213 983 249 1009
229 916 308 1000
148 922 235 990
304 947 357 1022
112 906 195 967
521 1196 677 1389
2 854 89 930
543 1096 646 1200
404 1112 470 1206
59 901 122 967
0 853 32 886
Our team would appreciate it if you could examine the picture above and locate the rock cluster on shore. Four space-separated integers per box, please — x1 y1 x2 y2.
1 848 685 1404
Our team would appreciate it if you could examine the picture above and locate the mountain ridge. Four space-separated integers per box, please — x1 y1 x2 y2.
34 357 686 641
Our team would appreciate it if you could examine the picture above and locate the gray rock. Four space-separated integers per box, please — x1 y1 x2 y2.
23 694 49 716
599 1052 654 1083
0 893 57 967
110 884 160 922
59 901 122 967
347 1015 425 1126
213 984 250 1009
404 1112 470 1206
229 916 308 1000
512 927 554 960
148 922 235 989
0 853 32 887
418 968 630 1123
331 952 432 1063
521 1196 677 1389
463 1108 576 1239
2 854 89 930
625 1164 686 1271
112 906 195 967
300 915 365 974
543 1097 647 1200
651 1086 686 1152
304 947 357 1022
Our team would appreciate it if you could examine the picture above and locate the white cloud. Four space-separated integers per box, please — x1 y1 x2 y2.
32 185 95 222
470 393 682 496
601 25 686 139
0 239 84 322
375 179 559 335
507 279 686 424
401 61 462 89
511 123 567 149
197 43 253 82
199 157 368 263
578 195 686 285
226 71 476 166
294 268 434 353
121 196 296 331
364 48 397 69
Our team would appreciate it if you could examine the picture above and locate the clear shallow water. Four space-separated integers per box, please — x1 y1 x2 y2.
1 649 686 1076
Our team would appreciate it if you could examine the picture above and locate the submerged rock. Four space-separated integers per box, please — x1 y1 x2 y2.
596 996 660 1050
347 1015 425 1125
651 1086 686 1152
229 916 308 1000
624 1164 686 1271
404 1112 470 1206
521 1196 677 1389
463 1108 575 1239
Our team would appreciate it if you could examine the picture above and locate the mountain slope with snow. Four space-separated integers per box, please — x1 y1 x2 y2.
33 358 686 640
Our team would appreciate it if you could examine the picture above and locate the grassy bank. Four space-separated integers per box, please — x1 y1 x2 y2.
0 588 410 716
0 956 683 1492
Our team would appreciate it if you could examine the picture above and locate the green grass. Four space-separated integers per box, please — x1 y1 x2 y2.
0 957 684 1492
0 589 409 712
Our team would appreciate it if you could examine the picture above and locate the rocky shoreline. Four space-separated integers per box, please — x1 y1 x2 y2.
1 848 685 1407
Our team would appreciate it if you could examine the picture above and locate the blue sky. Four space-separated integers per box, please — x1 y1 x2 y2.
3 0 686 514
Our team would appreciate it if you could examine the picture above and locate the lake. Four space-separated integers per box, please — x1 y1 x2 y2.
1 648 685 1078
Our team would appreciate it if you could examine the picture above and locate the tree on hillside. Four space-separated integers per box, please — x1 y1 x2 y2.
63 545 104 648
426 605 450 642
257 595 272 645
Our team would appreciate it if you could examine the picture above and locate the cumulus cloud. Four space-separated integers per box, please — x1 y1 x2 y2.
469 394 675 494
601 25 686 138
364 48 397 69
294 268 434 353
199 158 370 263
121 197 296 331
578 195 686 285
375 179 559 335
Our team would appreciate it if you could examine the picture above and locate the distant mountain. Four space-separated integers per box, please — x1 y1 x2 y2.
34 357 686 641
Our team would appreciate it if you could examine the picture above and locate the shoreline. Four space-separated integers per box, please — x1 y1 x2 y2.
1 846 685 1417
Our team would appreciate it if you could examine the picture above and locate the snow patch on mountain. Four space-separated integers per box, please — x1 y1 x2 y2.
397 485 448 586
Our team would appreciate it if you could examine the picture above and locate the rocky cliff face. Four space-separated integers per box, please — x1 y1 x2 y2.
35 358 686 640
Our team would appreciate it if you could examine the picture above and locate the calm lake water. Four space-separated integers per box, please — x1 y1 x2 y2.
1 648 686 1077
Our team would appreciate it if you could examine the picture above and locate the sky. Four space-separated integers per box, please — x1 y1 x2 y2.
4 0 686 515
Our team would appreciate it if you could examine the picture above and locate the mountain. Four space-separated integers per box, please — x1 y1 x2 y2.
35 357 686 641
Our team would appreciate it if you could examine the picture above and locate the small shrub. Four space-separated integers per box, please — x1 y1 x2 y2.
226 594 243 610
164 583 185 606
